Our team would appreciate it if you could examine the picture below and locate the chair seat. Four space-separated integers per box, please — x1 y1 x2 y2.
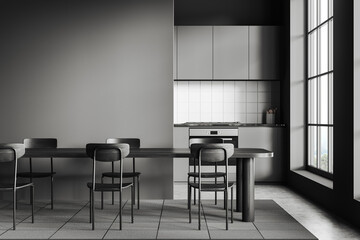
17 172 56 178
0 182 34 191
87 182 132 191
189 182 234 191
188 172 225 178
102 172 141 178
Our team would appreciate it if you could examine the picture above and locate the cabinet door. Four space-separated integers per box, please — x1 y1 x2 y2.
249 26 279 80
213 26 248 79
238 127 283 182
177 26 213 79
173 127 189 181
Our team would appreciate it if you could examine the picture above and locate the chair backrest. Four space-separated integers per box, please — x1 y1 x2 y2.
190 143 234 164
0 144 25 163
106 138 140 149
189 138 223 147
86 143 130 189
189 138 224 166
24 138 57 149
86 143 130 162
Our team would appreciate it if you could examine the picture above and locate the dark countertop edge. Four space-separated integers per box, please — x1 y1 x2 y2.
174 124 286 128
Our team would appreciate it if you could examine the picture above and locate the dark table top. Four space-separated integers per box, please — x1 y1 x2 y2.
23 148 273 159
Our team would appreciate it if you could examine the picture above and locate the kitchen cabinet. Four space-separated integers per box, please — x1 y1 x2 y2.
213 26 248 79
176 26 213 79
173 126 284 182
238 127 284 182
173 127 189 181
175 25 279 80
249 26 280 80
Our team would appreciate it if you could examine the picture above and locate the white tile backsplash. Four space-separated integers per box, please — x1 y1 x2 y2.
224 102 235 113
258 81 271 92
246 81 258 92
246 103 258 113
257 102 270 113
235 102 246 113
174 81 278 124
258 92 271 103
246 92 258 103
235 81 246 92
235 92 246 102
235 113 246 122
247 113 258 123
224 113 235 122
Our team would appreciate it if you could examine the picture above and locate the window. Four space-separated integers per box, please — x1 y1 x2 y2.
307 0 333 177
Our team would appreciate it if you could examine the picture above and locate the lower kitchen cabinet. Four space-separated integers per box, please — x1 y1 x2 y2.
173 126 284 183
238 127 284 182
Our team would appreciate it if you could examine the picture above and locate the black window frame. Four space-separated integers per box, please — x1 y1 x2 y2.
305 0 334 180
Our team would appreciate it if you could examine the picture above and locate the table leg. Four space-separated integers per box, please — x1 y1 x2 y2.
235 159 243 212
243 157 255 222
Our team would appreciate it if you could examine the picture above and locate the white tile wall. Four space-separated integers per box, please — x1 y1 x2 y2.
174 81 277 124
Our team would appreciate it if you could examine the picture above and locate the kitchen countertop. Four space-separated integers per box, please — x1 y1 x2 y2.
174 123 286 128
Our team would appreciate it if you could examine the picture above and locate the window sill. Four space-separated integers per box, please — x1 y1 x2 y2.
292 169 333 189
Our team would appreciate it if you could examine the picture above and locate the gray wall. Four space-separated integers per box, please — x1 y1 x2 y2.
287 0 360 229
354 0 360 200
289 0 306 170
0 0 174 200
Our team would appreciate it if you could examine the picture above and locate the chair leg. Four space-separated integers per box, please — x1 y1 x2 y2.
31 186 34 223
13 189 16 230
131 186 134 223
215 177 217 205
187 176 190 210
189 185 192 223
101 177 104 210
223 177 226 210
137 176 140 210
132 176 135 206
193 177 196 205
91 190 95 230
231 187 233 223
198 189 201 230
119 191 122 230
112 177 114 205
89 189 91 223
51 176 54 210
225 190 228 230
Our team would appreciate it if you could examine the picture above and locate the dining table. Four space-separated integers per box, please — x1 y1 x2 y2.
23 147 273 222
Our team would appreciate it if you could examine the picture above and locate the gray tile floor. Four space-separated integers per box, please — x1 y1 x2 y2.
175 184 360 240
0 196 316 239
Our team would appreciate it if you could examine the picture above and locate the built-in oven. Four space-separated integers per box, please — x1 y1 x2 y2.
189 128 238 165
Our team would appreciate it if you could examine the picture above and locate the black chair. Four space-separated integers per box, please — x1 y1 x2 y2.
188 138 224 209
0 143 34 230
188 143 234 230
101 138 141 209
86 143 134 230
17 138 57 209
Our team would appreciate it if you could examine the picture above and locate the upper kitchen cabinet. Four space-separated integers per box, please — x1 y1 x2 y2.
213 26 248 79
176 26 213 79
249 26 280 80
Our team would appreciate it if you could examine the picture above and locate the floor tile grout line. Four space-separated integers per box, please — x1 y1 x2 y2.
0 202 49 236
102 199 128 239
252 222 265 239
201 203 211 239
47 201 89 239
155 199 165 239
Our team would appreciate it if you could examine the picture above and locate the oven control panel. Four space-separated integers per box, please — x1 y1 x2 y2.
189 128 238 137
